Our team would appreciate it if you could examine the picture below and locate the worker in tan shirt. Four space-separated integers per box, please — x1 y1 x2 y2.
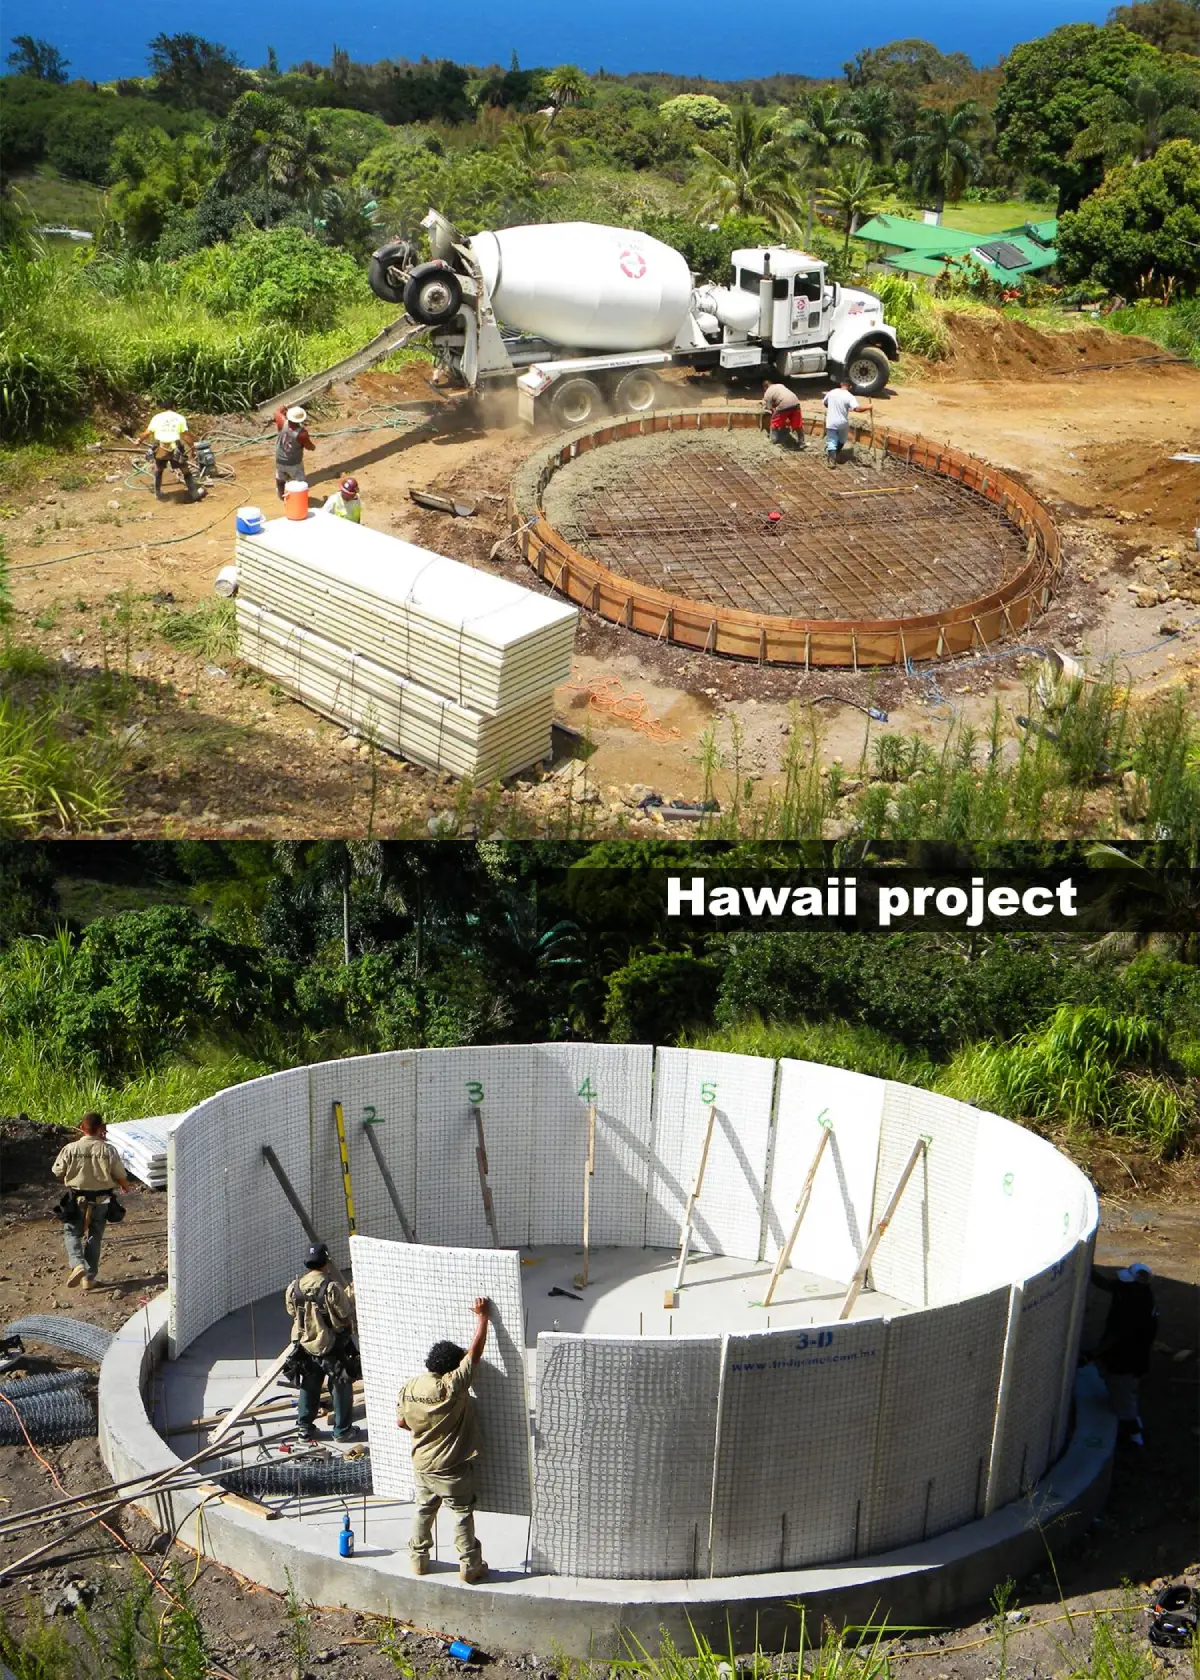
51 1112 134 1290
397 1297 490 1582
284 1242 362 1443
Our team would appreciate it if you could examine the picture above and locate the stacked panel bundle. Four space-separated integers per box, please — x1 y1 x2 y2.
104 1113 186 1189
234 517 577 779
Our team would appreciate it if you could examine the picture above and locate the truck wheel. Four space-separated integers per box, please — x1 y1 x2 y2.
369 240 415 306
845 346 890 397
612 370 661 416
551 378 605 428
403 263 463 327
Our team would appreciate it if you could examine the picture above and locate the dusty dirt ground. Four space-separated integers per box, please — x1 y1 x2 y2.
0 1115 1196 1677
3 322 1200 835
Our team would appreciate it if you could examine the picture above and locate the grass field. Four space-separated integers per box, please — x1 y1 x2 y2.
933 199 1056 234
8 170 107 232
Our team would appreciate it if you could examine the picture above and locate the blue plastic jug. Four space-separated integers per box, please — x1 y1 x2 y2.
338 1512 354 1557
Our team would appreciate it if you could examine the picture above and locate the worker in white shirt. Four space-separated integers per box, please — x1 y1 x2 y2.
320 477 362 522
138 410 203 502
822 378 870 467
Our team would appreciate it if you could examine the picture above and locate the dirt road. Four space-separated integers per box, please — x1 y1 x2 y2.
4 329 1199 834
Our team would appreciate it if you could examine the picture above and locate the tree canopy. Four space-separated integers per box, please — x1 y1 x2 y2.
1056 137 1200 295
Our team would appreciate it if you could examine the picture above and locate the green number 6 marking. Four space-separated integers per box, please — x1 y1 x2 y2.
700 1081 717 1104
466 1081 484 1104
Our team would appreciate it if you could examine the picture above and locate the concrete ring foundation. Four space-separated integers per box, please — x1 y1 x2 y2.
508 410 1062 666
98 1046 1111 1654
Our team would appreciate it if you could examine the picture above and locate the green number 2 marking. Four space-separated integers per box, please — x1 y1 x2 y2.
700 1081 718 1104
362 1105 379 1125
1002 1172 1014 1196
466 1081 484 1104
578 1077 597 1102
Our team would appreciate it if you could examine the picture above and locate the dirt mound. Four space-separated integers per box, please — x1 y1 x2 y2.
933 313 1169 381
1078 441 1200 533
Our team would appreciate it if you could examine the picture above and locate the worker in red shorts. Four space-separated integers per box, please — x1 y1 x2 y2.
762 380 806 449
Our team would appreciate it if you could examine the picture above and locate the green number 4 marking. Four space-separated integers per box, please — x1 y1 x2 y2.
578 1077 597 1102
700 1081 718 1104
466 1081 484 1104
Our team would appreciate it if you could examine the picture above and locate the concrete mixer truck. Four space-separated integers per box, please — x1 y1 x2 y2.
260 209 898 426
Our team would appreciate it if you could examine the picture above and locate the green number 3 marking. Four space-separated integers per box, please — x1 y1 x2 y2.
578 1077 597 1102
700 1081 717 1104
466 1081 484 1104
1002 1172 1014 1196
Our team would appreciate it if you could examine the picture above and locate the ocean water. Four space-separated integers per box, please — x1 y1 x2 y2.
9 0 1111 85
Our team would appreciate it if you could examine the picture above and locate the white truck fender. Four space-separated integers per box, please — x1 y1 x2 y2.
826 320 899 367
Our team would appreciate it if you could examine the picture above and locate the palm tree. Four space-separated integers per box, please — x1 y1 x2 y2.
689 105 804 237
785 89 866 245
1068 70 1200 169
821 158 884 253
894 101 982 219
498 115 572 180
544 63 588 126
848 86 899 167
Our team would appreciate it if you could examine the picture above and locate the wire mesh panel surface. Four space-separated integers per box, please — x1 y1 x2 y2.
959 1117 1095 1295
646 1050 777 1258
765 1062 885 1285
351 1236 531 1512
529 1044 655 1247
710 1318 887 1574
865 1289 1009 1553
870 1086 981 1308
308 1054 419 1266
532 1334 722 1577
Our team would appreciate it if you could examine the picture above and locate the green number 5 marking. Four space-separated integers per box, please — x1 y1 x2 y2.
700 1081 717 1104
466 1081 484 1104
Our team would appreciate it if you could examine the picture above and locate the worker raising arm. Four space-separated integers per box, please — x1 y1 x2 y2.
396 1297 490 1584
274 406 315 502
52 1112 135 1291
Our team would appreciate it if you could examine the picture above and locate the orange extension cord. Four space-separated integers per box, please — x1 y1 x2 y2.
565 675 681 744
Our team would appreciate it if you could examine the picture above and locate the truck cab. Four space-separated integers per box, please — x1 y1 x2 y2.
721 247 897 394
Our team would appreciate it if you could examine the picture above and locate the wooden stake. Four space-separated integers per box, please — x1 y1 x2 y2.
209 1345 293 1446
471 1104 500 1247
574 1103 597 1289
363 1120 415 1241
762 1118 832 1308
664 1104 717 1309
837 1136 929 1321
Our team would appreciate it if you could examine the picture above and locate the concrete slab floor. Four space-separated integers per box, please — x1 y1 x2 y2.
157 1246 910 1577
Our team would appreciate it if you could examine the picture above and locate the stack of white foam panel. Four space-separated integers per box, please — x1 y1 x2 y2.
235 517 577 780
105 1113 186 1189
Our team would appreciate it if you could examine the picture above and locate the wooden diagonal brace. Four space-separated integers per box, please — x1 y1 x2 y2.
837 1135 929 1321
362 1122 415 1242
471 1104 500 1247
762 1114 833 1309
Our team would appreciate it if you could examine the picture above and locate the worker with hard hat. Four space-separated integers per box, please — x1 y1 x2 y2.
283 1241 362 1443
320 477 362 522
274 405 315 502
138 409 204 501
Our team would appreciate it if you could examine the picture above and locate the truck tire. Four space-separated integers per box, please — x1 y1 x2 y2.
844 345 890 397
403 263 463 327
612 370 661 416
368 241 415 306
551 377 605 428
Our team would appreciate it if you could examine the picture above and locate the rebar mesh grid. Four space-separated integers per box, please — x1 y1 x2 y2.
510 409 1061 667
549 438 1027 621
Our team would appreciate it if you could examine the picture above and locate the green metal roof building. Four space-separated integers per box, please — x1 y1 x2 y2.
853 214 1059 286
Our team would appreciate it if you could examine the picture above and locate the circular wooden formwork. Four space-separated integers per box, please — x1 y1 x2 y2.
508 408 1062 668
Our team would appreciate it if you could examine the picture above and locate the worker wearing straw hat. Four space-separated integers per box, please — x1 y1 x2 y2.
273 405 315 501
